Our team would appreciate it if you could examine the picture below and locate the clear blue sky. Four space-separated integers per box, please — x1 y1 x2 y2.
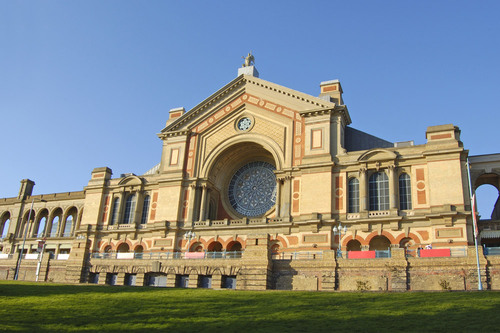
1 1 499 214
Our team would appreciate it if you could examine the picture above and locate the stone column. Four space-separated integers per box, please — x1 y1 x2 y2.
388 165 398 210
199 185 208 221
275 178 282 218
359 168 367 211
187 185 198 222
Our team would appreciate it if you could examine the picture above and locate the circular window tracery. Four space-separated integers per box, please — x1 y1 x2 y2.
228 161 276 217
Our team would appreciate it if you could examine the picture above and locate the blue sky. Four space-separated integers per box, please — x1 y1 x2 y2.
1 1 499 215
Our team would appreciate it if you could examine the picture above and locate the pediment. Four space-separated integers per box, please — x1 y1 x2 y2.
118 175 143 187
159 75 340 136
358 149 398 162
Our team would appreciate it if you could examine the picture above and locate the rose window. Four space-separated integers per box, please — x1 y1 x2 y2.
228 161 276 217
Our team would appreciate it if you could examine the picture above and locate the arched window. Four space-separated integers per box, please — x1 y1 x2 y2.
123 194 136 224
117 243 130 253
399 173 412 210
141 195 150 224
348 178 360 213
37 217 47 238
346 239 362 251
110 198 120 225
50 216 59 237
1 216 10 239
369 235 391 251
63 215 73 237
369 172 389 211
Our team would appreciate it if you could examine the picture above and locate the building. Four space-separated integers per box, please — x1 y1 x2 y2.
1 62 499 291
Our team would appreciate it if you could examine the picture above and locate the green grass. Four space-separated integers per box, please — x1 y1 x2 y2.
1 282 500 332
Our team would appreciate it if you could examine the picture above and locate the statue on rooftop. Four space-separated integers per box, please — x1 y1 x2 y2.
242 52 255 67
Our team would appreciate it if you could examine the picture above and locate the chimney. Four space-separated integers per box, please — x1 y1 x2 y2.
166 107 186 126
319 80 343 104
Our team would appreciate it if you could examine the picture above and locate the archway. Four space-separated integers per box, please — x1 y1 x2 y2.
346 239 362 251
369 235 391 251
117 243 130 253
207 241 223 252
189 242 204 252
227 241 242 252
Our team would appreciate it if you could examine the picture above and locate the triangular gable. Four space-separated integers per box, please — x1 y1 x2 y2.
160 74 340 134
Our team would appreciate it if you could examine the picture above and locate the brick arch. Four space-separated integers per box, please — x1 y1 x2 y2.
100 241 114 252
270 235 289 248
224 236 247 250
342 234 367 247
395 232 422 245
133 241 148 251
365 231 397 245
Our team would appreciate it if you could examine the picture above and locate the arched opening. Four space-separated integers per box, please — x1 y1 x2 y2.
270 241 280 254
207 241 223 252
346 239 362 251
189 242 204 252
63 207 77 237
227 241 242 252
19 210 35 238
1 213 11 239
475 183 499 220
369 235 391 251
104 245 112 253
206 141 280 220
134 245 144 253
49 208 63 237
36 217 47 238
117 243 130 253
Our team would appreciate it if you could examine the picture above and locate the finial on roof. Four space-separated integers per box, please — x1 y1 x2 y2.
242 51 255 67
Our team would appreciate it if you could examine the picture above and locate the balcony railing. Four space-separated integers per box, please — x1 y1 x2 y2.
272 251 324 260
484 247 500 256
90 251 243 260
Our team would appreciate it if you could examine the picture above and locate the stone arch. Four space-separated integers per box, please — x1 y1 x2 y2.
189 242 204 252
0 211 11 238
346 239 362 251
369 235 391 251
207 241 223 252
357 149 398 162
117 242 130 253
342 234 367 247
365 231 397 245
226 240 242 251
34 209 49 238
394 232 422 246
48 207 63 237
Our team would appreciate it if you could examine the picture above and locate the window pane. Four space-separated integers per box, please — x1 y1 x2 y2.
369 172 389 211
141 195 150 224
348 178 359 213
110 198 120 225
123 195 136 224
399 173 412 210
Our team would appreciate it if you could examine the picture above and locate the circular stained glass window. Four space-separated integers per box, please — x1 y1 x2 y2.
228 161 276 217
237 117 252 131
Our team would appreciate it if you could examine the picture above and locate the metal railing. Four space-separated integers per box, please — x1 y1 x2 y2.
484 247 500 256
272 251 324 260
90 251 243 260
405 246 467 258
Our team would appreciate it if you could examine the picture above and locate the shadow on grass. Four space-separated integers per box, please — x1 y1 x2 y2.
1 282 500 332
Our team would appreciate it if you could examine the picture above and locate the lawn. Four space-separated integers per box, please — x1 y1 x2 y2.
1 282 499 332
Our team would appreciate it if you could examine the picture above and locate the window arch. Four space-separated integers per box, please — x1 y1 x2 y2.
63 215 73 237
110 197 120 225
123 194 136 224
141 195 150 224
369 172 389 211
1 213 10 239
50 216 60 237
348 178 360 213
399 173 412 210
37 217 47 238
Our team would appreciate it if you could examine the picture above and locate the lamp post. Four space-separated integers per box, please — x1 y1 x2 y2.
184 230 196 253
14 197 47 280
333 223 347 258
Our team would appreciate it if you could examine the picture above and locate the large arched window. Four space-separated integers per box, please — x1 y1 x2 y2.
37 217 47 238
141 195 150 224
123 194 136 224
348 178 360 213
50 216 59 237
63 215 73 237
1 214 10 239
399 173 412 210
110 198 120 225
369 172 389 211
